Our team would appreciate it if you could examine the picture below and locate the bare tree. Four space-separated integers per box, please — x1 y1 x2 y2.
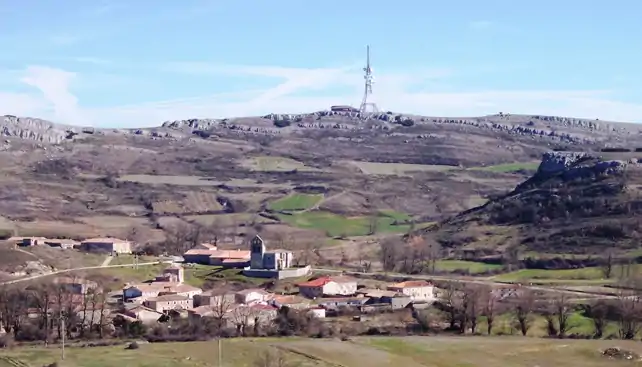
615 284 641 339
210 294 235 332
482 287 498 335
442 283 460 330
163 222 205 255
504 245 521 272
588 300 610 338
425 236 442 274
230 305 259 337
553 293 574 338
513 290 535 336
368 212 379 235
463 285 482 334
379 237 399 272
601 250 614 279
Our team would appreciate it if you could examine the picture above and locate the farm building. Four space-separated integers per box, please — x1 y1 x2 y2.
386 280 435 302
297 276 358 299
144 294 193 313
183 248 251 266
79 237 132 254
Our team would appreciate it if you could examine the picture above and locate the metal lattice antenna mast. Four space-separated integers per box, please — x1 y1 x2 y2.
358 45 379 120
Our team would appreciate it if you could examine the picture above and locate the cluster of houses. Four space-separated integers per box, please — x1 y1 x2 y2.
9 236 133 254
117 263 437 327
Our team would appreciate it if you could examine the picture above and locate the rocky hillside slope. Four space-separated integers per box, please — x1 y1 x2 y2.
427 151 642 255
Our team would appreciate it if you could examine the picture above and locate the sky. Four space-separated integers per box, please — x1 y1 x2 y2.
1 1 642 127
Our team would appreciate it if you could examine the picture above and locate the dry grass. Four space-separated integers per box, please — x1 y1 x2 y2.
345 160 458 176
242 156 319 172
2 337 637 367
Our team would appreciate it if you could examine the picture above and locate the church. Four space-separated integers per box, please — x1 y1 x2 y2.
250 235 293 270
244 235 310 279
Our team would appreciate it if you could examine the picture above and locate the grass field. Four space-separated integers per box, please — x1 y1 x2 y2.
347 161 457 176
1 336 637 367
492 267 606 282
268 194 324 211
243 156 318 172
277 211 410 237
117 175 290 188
435 260 502 274
183 265 266 288
470 162 540 173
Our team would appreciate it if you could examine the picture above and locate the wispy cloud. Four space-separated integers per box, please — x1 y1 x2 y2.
2 63 642 127
72 57 112 65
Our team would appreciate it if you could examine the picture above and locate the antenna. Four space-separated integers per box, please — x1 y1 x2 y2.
358 45 379 120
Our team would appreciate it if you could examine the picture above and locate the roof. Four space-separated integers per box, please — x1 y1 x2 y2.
183 249 251 259
388 280 433 289
146 294 190 302
271 295 309 305
356 289 400 298
249 304 278 311
315 297 369 304
82 237 128 244
235 288 271 297
297 276 357 288
124 281 202 294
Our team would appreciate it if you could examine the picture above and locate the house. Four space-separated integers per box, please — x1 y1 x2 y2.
144 294 193 313
194 290 236 308
19 237 48 247
123 304 165 323
387 280 435 302
234 288 273 305
307 307 326 318
297 276 358 299
315 297 369 309
123 282 202 302
79 237 132 254
52 277 99 295
269 295 310 310
45 239 78 249
182 248 251 266
154 265 185 283
229 304 278 326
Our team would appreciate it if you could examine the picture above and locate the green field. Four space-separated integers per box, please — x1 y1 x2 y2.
183 265 266 288
1 336 637 367
268 193 324 211
435 260 502 273
471 162 540 173
277 210 410 237
492 267 606 282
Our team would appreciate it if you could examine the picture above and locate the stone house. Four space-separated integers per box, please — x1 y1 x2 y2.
144 294 193 313
79 237 132 254
123 304 165 324
193 290 236 308
387 280 435 302
234 288 273 304
269 295 310 310
53 277 99 295
297 276 358 299
19 237 48 247
123 282 202 302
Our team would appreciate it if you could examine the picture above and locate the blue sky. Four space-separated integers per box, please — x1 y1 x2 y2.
1 0 642 127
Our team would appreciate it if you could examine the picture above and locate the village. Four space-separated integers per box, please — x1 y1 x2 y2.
2 233 440 334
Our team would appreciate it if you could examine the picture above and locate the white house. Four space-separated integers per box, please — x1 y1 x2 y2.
297 276 358 299
122 282 202 301
234 288 272 304
386 280 435 302
123 304 164 324
80 237 132 254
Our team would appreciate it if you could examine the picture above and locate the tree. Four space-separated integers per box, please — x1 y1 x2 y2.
163 222 205 255
553 293 574 338
513 290 535 336
482 287 498 335
463 285 482 334
425 236 442 274
601 250 614 279
615 284 641 339
588 300 610 338
379 237 398 272
368 212 379 235
230 305 259 337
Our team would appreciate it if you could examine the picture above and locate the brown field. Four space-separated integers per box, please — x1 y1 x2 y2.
0 336 637 367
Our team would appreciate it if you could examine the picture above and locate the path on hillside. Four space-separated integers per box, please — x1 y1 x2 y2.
101 255 113 267
0 260 172 285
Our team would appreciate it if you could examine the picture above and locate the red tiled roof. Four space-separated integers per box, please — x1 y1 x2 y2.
297 276 356 288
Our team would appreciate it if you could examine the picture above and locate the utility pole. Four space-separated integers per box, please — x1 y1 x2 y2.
60 311 65 361
218 337 222 367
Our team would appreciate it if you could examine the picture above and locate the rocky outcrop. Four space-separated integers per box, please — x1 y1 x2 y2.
1 115 74 144
530 151 629 184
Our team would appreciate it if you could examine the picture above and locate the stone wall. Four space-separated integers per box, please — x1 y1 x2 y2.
242 266 311 280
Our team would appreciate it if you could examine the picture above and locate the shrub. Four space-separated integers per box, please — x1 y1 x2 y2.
273 120 291 128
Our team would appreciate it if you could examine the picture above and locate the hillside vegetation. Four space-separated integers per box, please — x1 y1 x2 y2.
428 152 642 256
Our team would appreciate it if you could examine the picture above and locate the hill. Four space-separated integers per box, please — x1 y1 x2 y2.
428 151 642 256
1 110 642 263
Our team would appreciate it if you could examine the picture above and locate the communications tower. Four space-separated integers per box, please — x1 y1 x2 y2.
358 45 379 120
